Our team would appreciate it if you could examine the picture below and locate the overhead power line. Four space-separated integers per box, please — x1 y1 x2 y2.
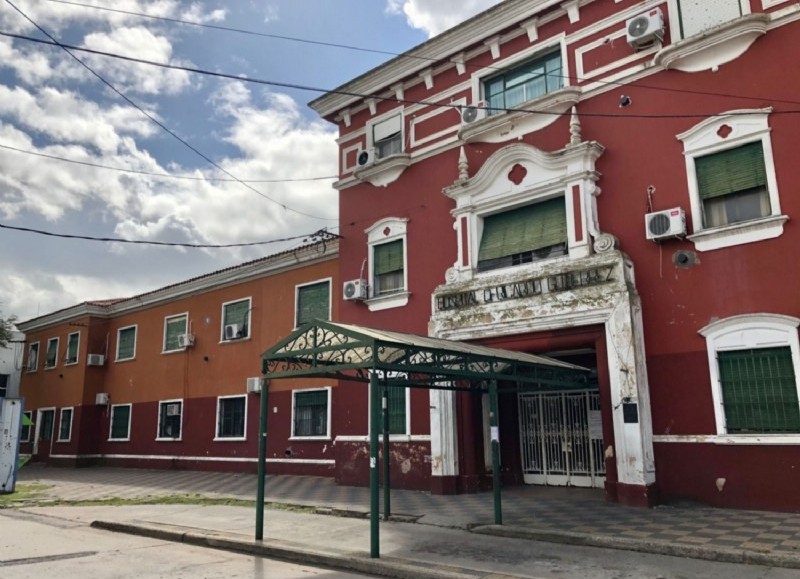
3 29 799 119
38 0 800 107
0 143 337 183
2 1 334 221
0 221 337 248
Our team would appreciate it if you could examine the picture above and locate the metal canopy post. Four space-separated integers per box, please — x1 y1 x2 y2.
489 379 502 525
382 381 391 521
369 370 381 558
255 378 270 540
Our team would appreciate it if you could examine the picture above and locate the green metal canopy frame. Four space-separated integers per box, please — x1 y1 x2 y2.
256 320 590 558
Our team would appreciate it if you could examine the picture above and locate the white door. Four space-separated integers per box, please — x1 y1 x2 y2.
518 390 605 488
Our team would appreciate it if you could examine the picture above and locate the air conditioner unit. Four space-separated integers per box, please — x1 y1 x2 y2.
95 392 109 405
645 208 686 240
165 403 181 417
356 147 376 168
343 279 368 301
461 101 488 124
177 333 195 348
626 8 665 49
87 353 105 366
224 324 241 340
246 376 263 394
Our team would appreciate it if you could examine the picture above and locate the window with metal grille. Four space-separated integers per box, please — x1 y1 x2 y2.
164 314 188 352
478 198 567 271
373 239 405 295
109 404 131 440
217 396 246 439
116 326 137 361
484 50 562 114
382 385 407 435
718 347 800 433
65 332 80 365
293 389 328 437
696 142 770 229
58 408 73 442
296 281 331 327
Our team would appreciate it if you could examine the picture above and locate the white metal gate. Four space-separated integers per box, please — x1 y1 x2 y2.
518 390 605 488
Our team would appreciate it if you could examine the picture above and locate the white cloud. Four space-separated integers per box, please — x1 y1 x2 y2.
386 0 503 37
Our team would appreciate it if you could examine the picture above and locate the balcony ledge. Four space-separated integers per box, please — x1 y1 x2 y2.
353 153 411 187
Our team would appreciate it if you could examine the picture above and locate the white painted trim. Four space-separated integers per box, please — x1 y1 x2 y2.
44 336 59 369
365 217 409 307
291 386 332 439
26 341 39 372
409 96 463 149
763 0 792 8
33 407 56 455
56 407 73 443
47 453 335 465
342 142 362 174
109 403 132 442
654 434 800 445
215 394 248 441
335 435 431 443
220 296 252 342
666 0 751 41
162 312 189 353
156 398 184 441
294 278 332 328
64 331 80 366
115 324 137 362
574 28 660 81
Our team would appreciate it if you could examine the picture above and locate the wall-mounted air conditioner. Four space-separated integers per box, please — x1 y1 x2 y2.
177 333 195 348
224 324 241 340
461 101 488 124
165 403 181 417
626 8 665 49
356 147 376 168
95 392 109 405
246 377 263 394
87 353 105 366
343 279 368 301
645 208 686 240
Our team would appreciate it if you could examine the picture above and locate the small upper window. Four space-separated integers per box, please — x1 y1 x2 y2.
221 298 251 341
26 342 39 372
371 114 402 159
484 50 562 114
478 197 567 272
44 337 59 369
164 313 189 352
65 332 80 365
296 280 331 327
116 325 137 361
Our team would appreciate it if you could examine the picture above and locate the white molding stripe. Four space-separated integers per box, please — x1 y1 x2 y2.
47 453 335 465
335 435 431 443
653 434 800 445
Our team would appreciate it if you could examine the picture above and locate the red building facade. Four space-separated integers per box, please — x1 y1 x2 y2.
310 0 800 509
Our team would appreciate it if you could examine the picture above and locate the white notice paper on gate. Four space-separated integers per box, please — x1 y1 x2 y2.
588 410 603 440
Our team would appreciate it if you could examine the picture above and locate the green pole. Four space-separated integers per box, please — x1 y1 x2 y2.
382 382 391 521
369 371 380 558
489 379 502 525
255 378 270 540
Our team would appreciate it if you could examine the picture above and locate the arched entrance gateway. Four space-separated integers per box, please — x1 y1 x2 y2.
257 320 591 558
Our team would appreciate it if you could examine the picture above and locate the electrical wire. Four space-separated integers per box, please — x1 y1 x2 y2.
3 29 798 119
0 221 336 248
39 0 800 107
2 1 335 221
0 143 338 183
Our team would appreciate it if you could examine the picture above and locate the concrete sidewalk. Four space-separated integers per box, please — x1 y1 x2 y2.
12 465 800 575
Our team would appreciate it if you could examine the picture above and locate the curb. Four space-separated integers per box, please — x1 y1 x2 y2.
471 525 800 570
91 520 525 579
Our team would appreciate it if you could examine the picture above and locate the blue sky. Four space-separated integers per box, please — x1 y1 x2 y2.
0 0 502 322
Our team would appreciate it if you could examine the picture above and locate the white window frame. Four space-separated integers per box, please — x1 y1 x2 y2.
699 314 800 440
163 312 189 353
115 324 138 362
215 394 248 441
64 331 80 366
44 337 59 370
27 341 39 372
156 399 184 441
366 110 404 159
295 278 332 328
666 0 750 41
109 403 132 442
57 407 73 443
368 372 412 439
21 411 33 442
220 297 252 342
365 217 409 311
290 386 332 440
678 108 786 252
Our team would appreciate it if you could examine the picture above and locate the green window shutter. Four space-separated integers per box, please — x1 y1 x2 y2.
297 282 330 326
118 327 136 359
224 300 250 327
374 240 404 275
111 406 130 439
695 142 767 200
165 316 187 351
387 386 406 435
479 197 567 262
719 347 800 433
67 333 79 362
